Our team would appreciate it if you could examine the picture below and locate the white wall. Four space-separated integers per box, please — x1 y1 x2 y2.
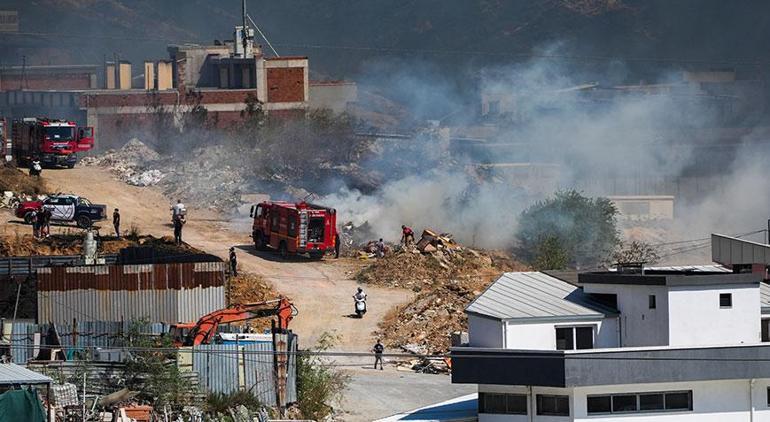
504 318 618 350
574 378 770 422
480 378 770 422
668 284 760 346
469 314 503 348
583 283 670 347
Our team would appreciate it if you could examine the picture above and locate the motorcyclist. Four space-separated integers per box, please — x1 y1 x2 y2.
353 287 367 301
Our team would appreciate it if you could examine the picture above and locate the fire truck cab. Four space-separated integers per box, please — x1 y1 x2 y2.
11 117 94 168
250 201 338 259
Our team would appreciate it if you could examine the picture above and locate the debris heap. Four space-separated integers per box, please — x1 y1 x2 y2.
357 229 527 354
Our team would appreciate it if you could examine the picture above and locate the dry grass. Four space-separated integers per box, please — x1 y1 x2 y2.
0 166 48 194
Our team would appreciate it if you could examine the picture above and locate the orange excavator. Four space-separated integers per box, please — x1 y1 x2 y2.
170 297 297 347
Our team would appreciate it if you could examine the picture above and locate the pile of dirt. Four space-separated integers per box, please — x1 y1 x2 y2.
229 273 279 305
0 233 82 256
228 273 283 332
0 166 48 196
358 235 526 354
0 233 202 257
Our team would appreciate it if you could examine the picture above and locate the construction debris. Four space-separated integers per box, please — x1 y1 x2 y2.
360 229 527 354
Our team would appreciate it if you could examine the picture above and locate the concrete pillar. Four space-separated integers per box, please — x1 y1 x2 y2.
118 61 131 90
105 63 116 89
144 61 155 90
157 61 173 91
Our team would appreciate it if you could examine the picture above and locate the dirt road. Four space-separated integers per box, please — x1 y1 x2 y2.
24 167 412 350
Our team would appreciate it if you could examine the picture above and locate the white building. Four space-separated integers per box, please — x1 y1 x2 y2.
452 235 770 421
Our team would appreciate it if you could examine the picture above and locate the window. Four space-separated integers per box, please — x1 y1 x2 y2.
612 394 637 412
639 393 664 411
556 326 594 350
555 327 574 351
720 293 732 308
536 394 569 416
664 392 692 410
478 392 527 415
762 319 770 342
587 391 692 415
575 327 594 350
587 396 610 414
288 221 296 237
649 295 656 309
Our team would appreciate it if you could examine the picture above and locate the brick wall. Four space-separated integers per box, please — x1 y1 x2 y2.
266 68 305 103
0 73 93 91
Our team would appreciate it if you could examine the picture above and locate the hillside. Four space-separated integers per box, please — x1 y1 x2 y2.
3 0 770 82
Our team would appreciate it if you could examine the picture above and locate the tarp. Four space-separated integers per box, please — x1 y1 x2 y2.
0 389 46 422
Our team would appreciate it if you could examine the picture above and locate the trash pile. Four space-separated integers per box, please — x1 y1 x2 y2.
0 232 201 258
81 138 165 186
360 228 527 354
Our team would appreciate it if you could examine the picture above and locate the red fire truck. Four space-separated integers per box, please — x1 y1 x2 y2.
250 201 338 259
10 117 94 168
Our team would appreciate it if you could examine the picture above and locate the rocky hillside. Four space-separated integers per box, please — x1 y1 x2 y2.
4 1 770 81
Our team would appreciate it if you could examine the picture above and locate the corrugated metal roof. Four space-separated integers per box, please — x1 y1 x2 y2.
0 364 51 385
466 272 617 321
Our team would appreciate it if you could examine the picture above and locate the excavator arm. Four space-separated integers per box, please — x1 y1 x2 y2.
182 297 296 346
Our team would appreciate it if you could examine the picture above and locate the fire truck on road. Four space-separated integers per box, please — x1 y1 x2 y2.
11 117 94 168
250 201 338 259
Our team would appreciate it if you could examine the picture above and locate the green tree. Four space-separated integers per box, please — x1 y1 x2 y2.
516 190 619 269
122 319 196 409
296 331 350 421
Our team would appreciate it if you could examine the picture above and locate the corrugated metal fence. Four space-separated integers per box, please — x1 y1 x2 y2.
193 335 298 405
6 322 297 404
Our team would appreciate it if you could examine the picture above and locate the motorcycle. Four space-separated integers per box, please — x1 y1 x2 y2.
354 298 367 318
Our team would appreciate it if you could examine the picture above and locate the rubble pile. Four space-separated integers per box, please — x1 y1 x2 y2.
81 138 165 186
154 145 249 210
360 229 527 353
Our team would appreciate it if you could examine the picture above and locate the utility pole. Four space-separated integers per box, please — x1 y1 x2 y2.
242 0 248 56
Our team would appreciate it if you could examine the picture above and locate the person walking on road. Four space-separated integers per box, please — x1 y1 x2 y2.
334 232 341 259
373 339 384 370
113 208 121 239
229 247 238 277
173 214 185 245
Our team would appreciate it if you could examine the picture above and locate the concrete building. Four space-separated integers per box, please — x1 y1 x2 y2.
0 28 357 149
453 237 770 421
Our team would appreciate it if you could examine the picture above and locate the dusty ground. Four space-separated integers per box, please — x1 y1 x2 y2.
0 167 477 420
2 167 412 350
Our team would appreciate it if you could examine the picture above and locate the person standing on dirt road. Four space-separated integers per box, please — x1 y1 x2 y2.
334 232 340 258
173 214 185 245
373 339 384 370
41 207 52 238
29 210 39 239
113 208 121 239
229 247 238 277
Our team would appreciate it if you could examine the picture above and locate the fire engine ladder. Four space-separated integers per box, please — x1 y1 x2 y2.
298 211 308 248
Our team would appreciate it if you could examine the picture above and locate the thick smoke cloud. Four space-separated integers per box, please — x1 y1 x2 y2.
325 54 769 253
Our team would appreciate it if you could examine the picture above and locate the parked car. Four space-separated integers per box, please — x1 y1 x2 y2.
16 194 107 228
